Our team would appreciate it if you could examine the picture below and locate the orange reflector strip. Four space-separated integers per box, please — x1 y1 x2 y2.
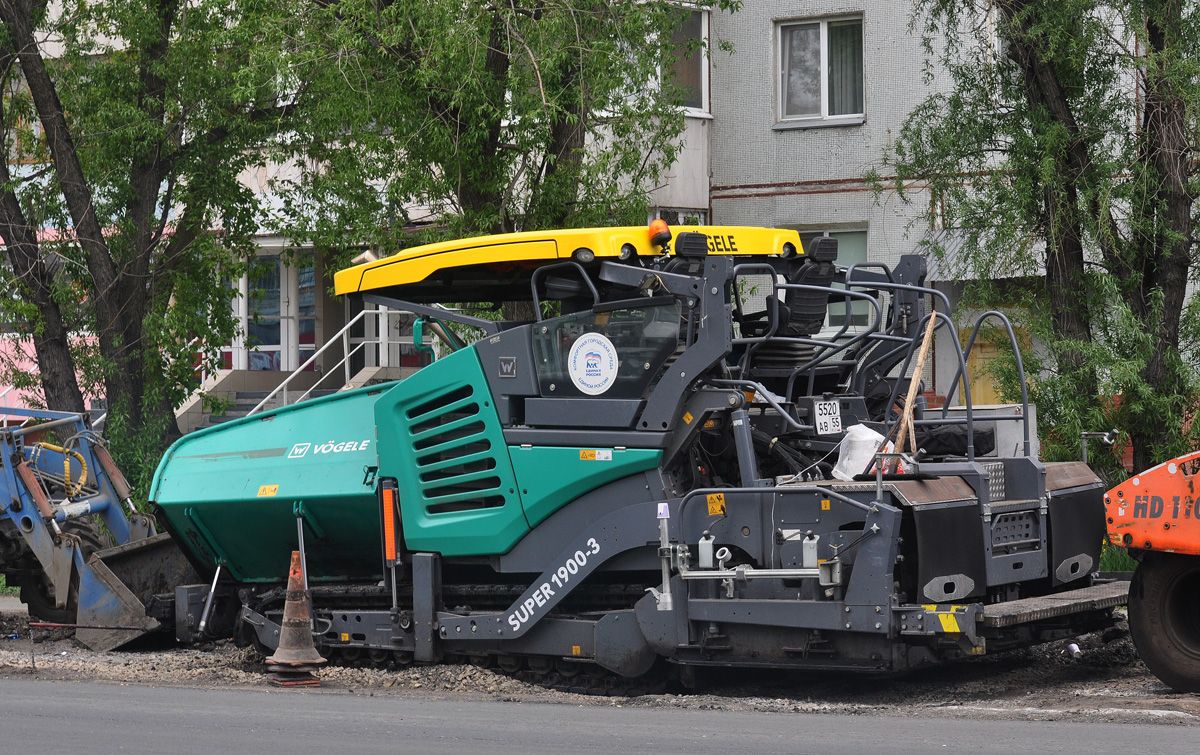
382 487 397 561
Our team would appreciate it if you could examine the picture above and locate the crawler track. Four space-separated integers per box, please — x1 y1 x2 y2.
249 578 665 695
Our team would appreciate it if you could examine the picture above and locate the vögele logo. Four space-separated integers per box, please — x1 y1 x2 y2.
286 440 371 460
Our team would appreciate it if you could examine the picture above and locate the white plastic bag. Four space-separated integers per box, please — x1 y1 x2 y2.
831 423 890 481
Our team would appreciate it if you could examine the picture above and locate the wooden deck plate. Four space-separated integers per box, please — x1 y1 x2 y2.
981 581 1128 628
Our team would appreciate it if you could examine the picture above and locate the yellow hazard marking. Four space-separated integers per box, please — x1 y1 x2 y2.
821 499 831 511
922 604 937 611
572 645 581 656
683 411 694 425
938 614 961 633
257 484 279 497
340 633 350 642
580 450 596 460
707 493 726 516
969 646 985 655
703 419 716 428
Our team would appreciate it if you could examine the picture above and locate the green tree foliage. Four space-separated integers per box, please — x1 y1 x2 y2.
880 0 1200 473
276 0 740 256
0 0 301 491
1 1 736 490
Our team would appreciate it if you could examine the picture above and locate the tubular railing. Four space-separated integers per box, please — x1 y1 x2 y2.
937 310 1033 458
247 307 414 416
0 378 37 427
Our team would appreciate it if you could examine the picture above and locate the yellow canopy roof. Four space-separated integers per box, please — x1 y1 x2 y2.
334 225 805 298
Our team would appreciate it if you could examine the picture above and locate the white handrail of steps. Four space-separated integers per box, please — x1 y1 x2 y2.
247 308 406 416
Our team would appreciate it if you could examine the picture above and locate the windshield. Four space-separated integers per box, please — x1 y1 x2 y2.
531 301 682 399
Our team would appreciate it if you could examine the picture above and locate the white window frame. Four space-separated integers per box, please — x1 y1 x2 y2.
225 248 319 372
776 15 865 126
666 7 710 117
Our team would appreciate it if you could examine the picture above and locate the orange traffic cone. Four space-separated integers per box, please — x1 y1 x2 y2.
265 550 327 687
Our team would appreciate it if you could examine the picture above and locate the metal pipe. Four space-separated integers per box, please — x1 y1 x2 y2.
426 320 463 352
247 307 374 416
656 505 673 611
678 485 874 523
530 261 600 319
378 308 390 368
874 452 920 500
391 563 399 613
54 498 110 522
296 514 310 595
295 341 366 405
197 563 223 635
15 460 56 520
943 311 1031 457
678 565 821 581
8 416 80 438
709 379 811 433
92 443 138 513
30 621 148 631
729 408 763 487
1080 429 1118 465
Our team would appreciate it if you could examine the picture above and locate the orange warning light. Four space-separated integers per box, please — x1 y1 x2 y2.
649 218 672 248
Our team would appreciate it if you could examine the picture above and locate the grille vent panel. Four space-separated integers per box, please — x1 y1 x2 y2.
405 384 508 515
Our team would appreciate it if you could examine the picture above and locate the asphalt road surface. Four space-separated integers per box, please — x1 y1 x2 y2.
2 677 1195 755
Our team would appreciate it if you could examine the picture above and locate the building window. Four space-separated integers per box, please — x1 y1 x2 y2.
653 207 708 226
246 256 283 371
223 250 319 372
667 10 708 113
778 17 864 123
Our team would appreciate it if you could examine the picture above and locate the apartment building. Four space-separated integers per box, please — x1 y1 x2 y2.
6 4 979 425
652 3 986 405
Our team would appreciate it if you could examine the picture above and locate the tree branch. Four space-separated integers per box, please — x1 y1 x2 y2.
0 0 115 291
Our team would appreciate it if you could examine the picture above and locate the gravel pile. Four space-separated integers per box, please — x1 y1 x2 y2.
2 608 1198 724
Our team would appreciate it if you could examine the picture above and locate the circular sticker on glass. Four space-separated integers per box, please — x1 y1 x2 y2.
568 333 618 395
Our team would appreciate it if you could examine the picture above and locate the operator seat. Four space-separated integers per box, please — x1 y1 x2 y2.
748 237 839 372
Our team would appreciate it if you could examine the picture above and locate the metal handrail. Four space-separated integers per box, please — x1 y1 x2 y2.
939 309 1032 458
0 376 37 426
247 307 413 416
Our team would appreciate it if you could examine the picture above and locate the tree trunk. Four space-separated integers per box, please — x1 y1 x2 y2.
1001 3 1098 396
1129 0 1193 471
0 227 85 412
0 44 85 412
2 1 181 442
534 59 587 229
454 9 511 232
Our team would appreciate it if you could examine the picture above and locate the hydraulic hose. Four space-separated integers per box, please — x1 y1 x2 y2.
34 443 88 497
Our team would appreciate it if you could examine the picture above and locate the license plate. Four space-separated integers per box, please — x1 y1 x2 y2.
814 400 842 436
